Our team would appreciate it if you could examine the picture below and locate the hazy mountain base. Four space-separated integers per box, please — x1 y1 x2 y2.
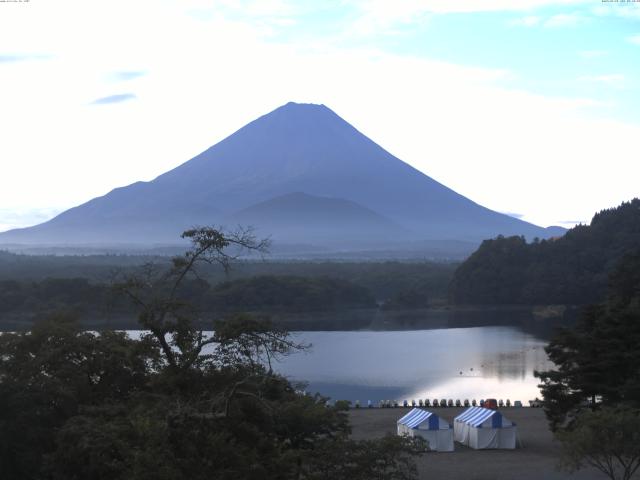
0 237 480 260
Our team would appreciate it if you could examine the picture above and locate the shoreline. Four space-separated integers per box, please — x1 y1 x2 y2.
0 304 578 333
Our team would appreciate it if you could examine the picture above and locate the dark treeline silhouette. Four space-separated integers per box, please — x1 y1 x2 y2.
0 275 375 329
0 255 457 330
0 252 456 301
450 199 640 305
208 275 375 311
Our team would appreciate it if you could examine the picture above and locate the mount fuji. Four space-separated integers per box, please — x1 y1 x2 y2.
0 102 563 255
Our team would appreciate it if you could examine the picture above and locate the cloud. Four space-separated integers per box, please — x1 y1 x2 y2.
592 4 640 20
579 49 607 59
356 0 589 15
90 93 137 105
186 0 301 32
509 11 587 29
0 207 63 231
628 35 640 45
544 13 584 27
111 70 146 81
578 73 625 87
0 53 50 63
351 1 589 36
502 212 525 219
557 219 585 225
0 54 30 62
509 16 541 27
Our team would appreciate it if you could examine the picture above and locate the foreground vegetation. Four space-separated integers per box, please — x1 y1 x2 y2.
0 228 425 479
535 249 640 480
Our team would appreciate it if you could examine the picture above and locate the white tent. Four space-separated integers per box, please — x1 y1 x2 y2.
454 407 518 450
397 408 454 452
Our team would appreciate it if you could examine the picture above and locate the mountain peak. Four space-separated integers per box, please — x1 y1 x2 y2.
281 101 328 110
259 101 341 127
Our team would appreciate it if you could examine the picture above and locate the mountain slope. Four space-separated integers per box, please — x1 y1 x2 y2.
229 192 410 246
0 102 562 247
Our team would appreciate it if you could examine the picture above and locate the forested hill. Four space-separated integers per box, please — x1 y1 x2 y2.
450 199 640 305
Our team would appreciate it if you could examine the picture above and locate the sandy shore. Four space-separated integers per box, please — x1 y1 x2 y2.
349 407 603 480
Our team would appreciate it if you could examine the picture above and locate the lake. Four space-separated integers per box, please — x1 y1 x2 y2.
274 326 553 405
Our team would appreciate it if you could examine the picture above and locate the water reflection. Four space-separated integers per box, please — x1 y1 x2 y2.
273 306 578 342
275 326 554 403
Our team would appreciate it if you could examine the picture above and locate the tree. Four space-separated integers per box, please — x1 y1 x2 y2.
535 250 640 430
114 226 271 372
1 226 424 479
535 250 640 478
0 313 157 479
300 435 427 480
450 199 640 306
558 407 640 480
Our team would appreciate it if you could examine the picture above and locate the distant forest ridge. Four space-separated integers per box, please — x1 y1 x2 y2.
0 253 455 300
450 198 640 305
0 258 457 330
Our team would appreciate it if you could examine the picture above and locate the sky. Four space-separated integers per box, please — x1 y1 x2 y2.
0 0 639 232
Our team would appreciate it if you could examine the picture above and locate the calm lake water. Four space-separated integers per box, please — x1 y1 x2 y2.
274 326 553 404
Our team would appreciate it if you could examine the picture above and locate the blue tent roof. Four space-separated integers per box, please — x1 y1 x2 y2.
455 407 512 428
397 408 448 430
455 406 483 422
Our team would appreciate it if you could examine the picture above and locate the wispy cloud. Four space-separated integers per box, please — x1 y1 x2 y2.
579 49 607 59
352 1 590 36
355 0 589 15
187 0 301 32
578 73 625 87
90 93 137 105
508 16 541 27
0 207 63 231
502 212 525 219
544 13 584 27
0 53 50 63
628 34 640 45
111 71 146 81
592 4 640 20
509 11 587 29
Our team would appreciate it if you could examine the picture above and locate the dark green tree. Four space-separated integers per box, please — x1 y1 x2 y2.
301 435 426 480
557 407 640 480
0 313 157 479
535 250 640 430
450 198 640 305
